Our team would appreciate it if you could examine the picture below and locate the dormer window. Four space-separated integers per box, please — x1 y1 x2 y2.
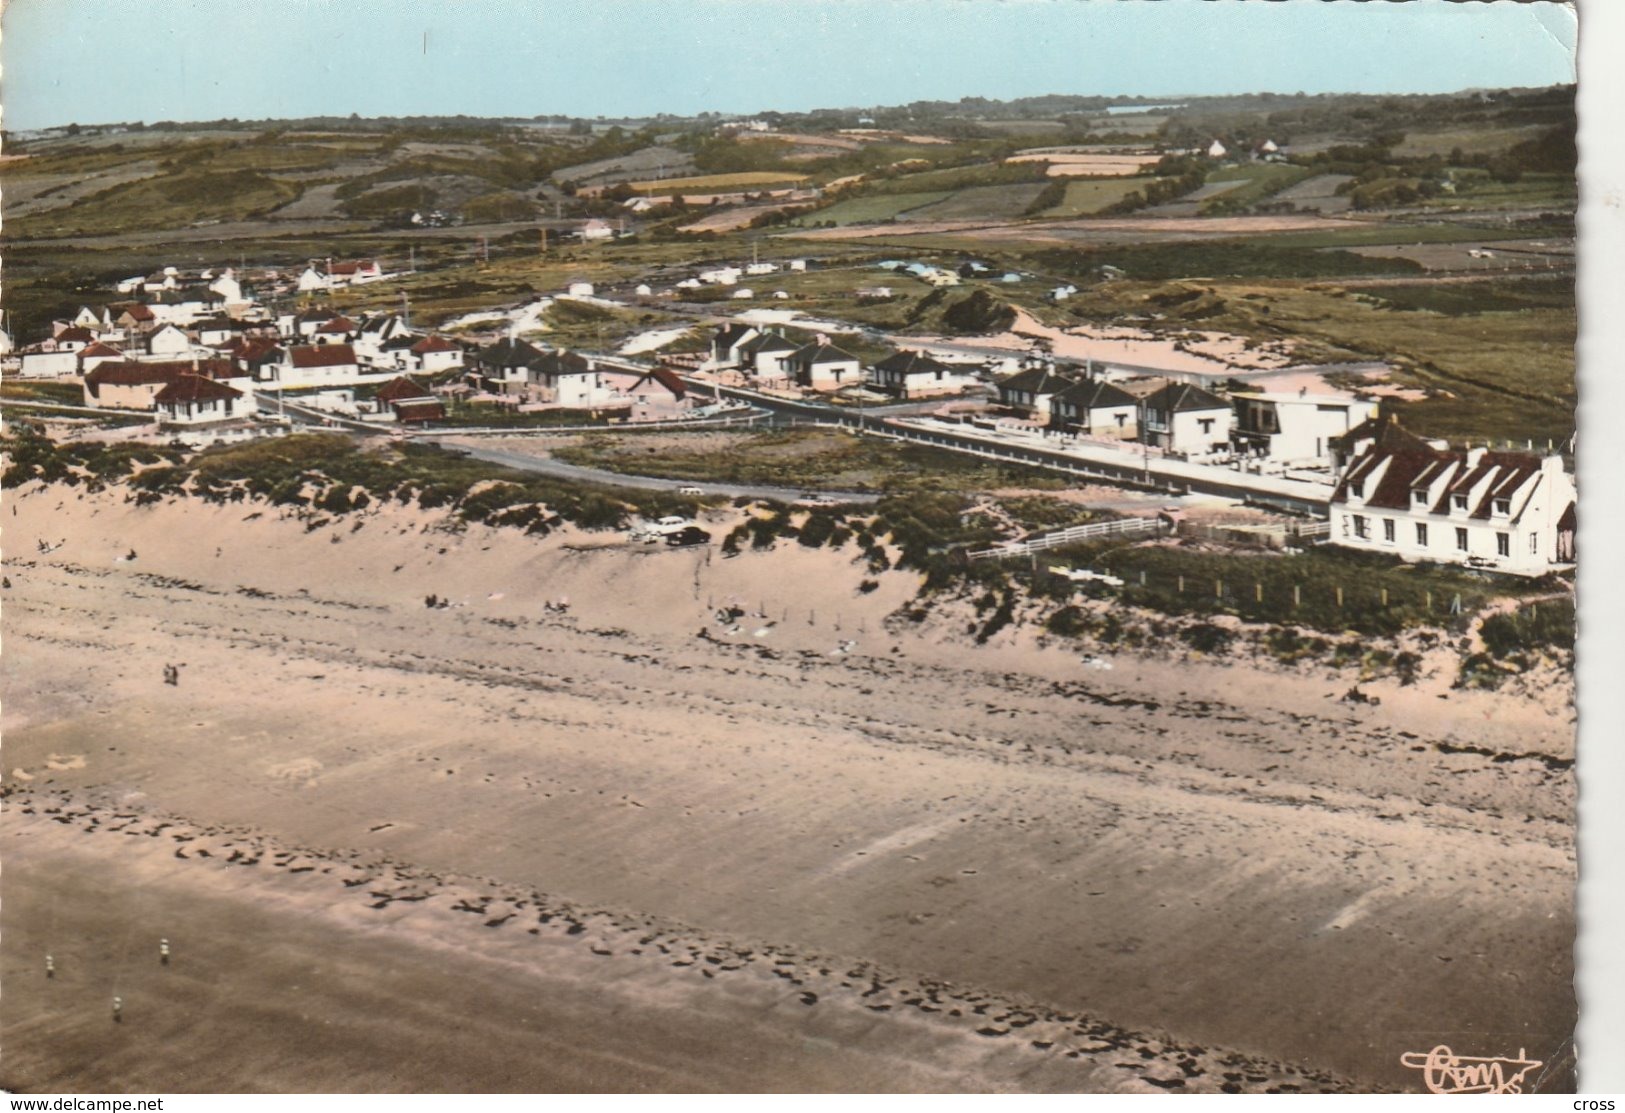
1452 494 1468 511
1411 489 1428 505
1493 498 1511 516
1349 481 1364 498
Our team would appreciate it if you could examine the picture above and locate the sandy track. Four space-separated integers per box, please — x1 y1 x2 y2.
0 486 1576 1092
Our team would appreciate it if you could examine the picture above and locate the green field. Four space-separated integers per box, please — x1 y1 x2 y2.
1393 124 1555 158
1037 177 1155 217
1199 163 1314 212
901 183 1051 222
791 191 952 226
629 171 807 194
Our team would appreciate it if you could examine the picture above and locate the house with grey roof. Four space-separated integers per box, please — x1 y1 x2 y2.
1049 378 1139 438
784 341 861 391
869 350 978 399
1139 380 1233 455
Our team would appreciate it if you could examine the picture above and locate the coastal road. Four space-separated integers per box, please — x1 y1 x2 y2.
429 436 883 505
674 378 1332 515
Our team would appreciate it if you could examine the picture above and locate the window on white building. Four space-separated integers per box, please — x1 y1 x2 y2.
1530 533 1539 555
1350 481 1364 498
1416 523 1428 547
1198 418 1214 434
1452 494 1468 511
1353 515 1369 539
1412 489 1428 505
1497 532 1510 557
1493 498 1510 516
1455 527 1469 551
1383 519 1395 543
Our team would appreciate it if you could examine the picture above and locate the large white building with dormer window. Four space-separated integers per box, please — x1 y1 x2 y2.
1329 418 1575 576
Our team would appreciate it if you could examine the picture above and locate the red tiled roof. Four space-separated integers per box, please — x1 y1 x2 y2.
316 316 357 333
79 341 123 359
85 358 236 388
289 344 357 369
375 377 433 404
119 304 156 321
155 374 242 404
411 334 459 353
56 327 96 343
1335 444 1545 521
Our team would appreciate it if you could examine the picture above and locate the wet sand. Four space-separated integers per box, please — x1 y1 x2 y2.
0 485 1577 1092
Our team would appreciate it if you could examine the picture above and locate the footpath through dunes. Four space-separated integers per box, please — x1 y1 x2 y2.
0 487 1577 1092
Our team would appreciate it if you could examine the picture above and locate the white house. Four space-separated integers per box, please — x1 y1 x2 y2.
787 259 808 272
329 259 384 286
311 315 359 345
154 374 249 426
471 337 549 395
581 219 615 241
709 323 761 369
567 281 596 297
1048 379 1139 437
297 266 330 293
409 334 464 374
1230 390 1381 467
1139 381 1233 455
869 350 978 399
208 269 245 307
18 349 83 378
83 357 243 410
77 341 127 376
1331 427 1576 575
784 341 861 391
733 331 798 382
1207 138 1228 159
698 267 741 286
145 323 195 357
525 349 619 408
995 365 1071 421
284 343 361 387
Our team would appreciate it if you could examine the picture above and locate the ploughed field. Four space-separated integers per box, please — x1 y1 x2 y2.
0 487 1576 1093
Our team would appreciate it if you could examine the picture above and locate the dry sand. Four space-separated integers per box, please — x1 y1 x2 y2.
0 484 1576 1092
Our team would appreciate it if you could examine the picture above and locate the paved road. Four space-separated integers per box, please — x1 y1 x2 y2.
683 378 1331 516
427 438 882 505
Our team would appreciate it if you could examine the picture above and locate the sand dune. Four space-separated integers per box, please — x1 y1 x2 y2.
0 484 1576 1092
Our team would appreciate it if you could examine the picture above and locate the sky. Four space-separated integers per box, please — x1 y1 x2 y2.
0 0 1577 131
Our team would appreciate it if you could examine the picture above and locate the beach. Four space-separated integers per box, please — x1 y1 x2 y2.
0 484 1577 1093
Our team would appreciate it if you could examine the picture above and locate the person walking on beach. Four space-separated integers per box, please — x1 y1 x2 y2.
159 938 170 966
112 996 123 1023
163 664 179 687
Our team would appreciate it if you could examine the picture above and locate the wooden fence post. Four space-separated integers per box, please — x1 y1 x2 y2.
1255 582 1263 603
1380 587 1388 607
1336 585 1344 608
1293 584 1300 608
1178 575 1184 593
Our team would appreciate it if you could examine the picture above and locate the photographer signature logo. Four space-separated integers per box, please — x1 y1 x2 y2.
1400 1045 1543 1094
